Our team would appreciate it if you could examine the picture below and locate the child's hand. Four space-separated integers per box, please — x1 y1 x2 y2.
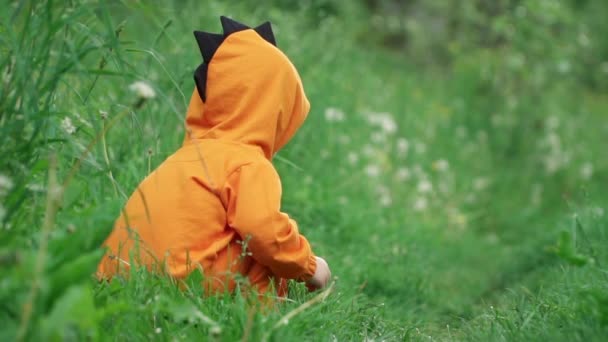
306 256 331 290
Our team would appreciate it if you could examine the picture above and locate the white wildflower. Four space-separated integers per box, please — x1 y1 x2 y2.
412 164 425 177
338 134 351 145
580 162 593 180
432 159 449 172
396 138 409 156
0 174 13 196
362 144 375 157
414 142 426 154
155 327 162 334
371 132 386 143
61 117 76 134
455 126 467 139
557 60 571 74
377 185 392 207
367 112 397 134
365 164 381 178
324 107 345 122
545 132 560 150
380 193 392 207
73 112 92 128
210 326 222 336
99 110 108 120
129 81 156 99
395 167 411 181
26 183 44 192
417 179 433 193
473 177 490 191
413 197 428 211
531 183 543 206
545 116 560 130
491 114 503 127
347 152 359 165
593 207 605 217
381 118 397 134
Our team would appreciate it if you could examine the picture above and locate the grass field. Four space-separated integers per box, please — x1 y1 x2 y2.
1 1 607 341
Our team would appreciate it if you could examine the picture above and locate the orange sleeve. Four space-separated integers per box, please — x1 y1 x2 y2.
223 160 317 280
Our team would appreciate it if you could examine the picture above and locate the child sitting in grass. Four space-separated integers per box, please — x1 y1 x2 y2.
97 16 331 296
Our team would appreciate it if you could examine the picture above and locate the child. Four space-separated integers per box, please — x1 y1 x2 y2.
97 16 331 296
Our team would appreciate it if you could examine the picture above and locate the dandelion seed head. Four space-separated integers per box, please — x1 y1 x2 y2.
129 81 156 99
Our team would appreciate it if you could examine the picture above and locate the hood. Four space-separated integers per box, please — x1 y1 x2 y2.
183 20 310 160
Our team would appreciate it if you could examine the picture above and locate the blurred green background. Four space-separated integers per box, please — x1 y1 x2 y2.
1 0 607 340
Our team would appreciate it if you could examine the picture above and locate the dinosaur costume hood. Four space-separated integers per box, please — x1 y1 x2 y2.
97 17 318 295
183 16 310 159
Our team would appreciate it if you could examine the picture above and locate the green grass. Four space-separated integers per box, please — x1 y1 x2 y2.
1 1 607 341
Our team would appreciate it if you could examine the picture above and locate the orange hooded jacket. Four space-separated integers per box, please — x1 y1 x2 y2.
97 17 317 294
